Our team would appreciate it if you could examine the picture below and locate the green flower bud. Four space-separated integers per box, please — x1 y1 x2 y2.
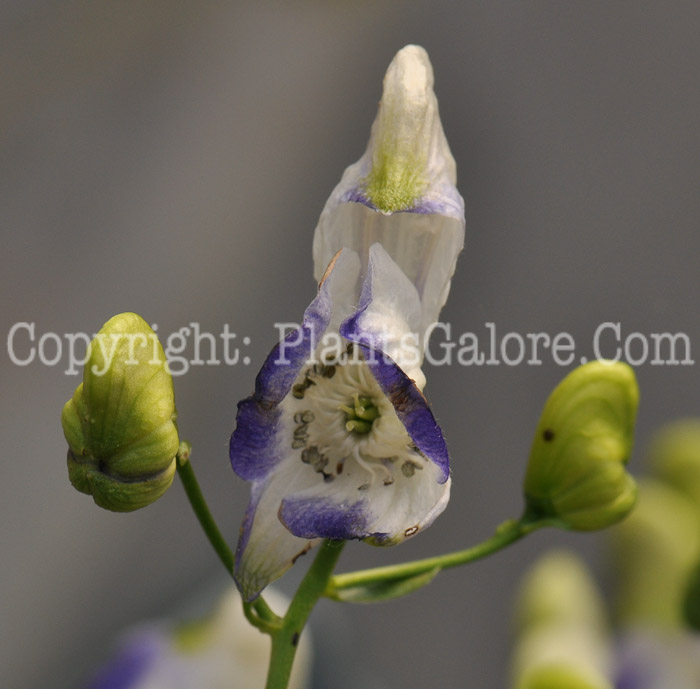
512 551 614 689
523 361 639 530
611 478 700 629
61 313 179 512
648 419 700 512
515 551 608 635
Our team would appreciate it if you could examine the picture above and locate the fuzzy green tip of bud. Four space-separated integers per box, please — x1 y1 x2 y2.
523 361 639 531
61 312 179 512
363 151 426 213
361 45 436 213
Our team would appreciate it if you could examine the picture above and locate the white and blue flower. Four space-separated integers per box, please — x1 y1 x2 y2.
81 588 312 689
229 45 463 602
230 247 451 601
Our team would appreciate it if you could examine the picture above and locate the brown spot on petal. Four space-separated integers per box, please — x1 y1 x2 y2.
291 543 312 565
319 250 342 288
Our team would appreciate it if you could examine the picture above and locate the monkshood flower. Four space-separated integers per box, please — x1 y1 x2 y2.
82 587 311 689
230 46 462 603
312 44 465 356
230 246 451 601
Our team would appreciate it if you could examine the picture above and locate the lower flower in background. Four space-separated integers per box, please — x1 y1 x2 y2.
81 587 312 689
614 630 700 689
511 551 614 689
229 246 450 601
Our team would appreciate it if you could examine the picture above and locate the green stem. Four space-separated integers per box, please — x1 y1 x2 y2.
175 442 281 629
326 517 543 595
176 444 234 573
265 540 346 689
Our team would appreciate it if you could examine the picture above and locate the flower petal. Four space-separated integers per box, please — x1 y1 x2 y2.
344 242 425 387
230 250 361 600
84 631 164 689
230 250 360 482
280 465 450 546
234 459 322 602
312 45 464 329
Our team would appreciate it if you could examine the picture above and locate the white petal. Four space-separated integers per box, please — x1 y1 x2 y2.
350 243 426 387
280 453 450 545
234 452 322 601
312 45 464 330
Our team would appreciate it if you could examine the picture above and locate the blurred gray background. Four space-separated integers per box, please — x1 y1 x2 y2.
2 2 699 688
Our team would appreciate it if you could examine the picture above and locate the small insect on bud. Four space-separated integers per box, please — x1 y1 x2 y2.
523 361 639 531
61 312 179 512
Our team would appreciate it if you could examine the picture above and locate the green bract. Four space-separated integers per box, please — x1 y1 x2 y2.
61 312 179 512
523 361 639 530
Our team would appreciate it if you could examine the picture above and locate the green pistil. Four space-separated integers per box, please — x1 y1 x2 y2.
340 394 379 435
